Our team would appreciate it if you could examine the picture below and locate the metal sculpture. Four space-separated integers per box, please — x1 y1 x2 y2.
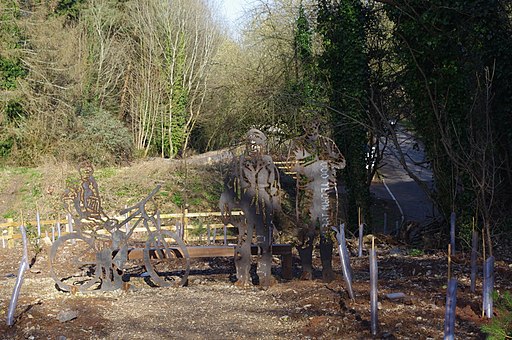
287 123 346 282
50 161 190 292
220 129 281 288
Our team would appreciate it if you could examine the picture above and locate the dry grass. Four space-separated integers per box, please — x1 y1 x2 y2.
0 158 226 224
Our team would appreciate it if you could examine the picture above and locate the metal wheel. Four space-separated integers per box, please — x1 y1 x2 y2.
49 233 101 292
143 230 190 287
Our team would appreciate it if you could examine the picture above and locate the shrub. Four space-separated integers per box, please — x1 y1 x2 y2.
64 106 133 166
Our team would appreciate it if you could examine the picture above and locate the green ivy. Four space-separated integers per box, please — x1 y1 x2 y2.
384 0 512 238
0 56 26 90
481 291 512 339
317 0 371 228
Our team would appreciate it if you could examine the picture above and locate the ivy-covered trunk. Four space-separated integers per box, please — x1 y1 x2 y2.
385 0 512 249
317 0 371 228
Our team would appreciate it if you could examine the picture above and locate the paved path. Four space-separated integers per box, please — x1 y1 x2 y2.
371 125 437 225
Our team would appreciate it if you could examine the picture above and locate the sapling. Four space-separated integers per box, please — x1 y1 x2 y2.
332 224 354 300
36 209 41 237
483 256 495 318
444 246 457 339
6 225 29 326
450 212 456 255
370 237 378 336
470 228 478 293
444 278 457 339
358 223 364 257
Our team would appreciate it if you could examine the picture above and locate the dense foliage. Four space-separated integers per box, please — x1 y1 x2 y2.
0 0 511 241
384 0 512 246
316 0 371 227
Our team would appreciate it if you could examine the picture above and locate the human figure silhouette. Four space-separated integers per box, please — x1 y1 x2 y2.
287 124 346 282
220 129 281 287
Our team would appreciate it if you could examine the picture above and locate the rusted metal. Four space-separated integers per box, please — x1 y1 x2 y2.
49 162 190 292
287 123 346 282
220 129 282 287
125 244 293 280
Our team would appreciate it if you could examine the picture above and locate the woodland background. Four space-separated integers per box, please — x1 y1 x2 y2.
1 0 512 250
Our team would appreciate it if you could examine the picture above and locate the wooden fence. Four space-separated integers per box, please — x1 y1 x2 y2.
0 210 244 249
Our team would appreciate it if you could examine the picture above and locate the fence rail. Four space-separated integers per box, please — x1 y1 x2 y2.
0 210 244 249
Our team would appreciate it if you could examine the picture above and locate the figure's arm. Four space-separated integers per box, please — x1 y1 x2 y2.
269 163 282 212
324 137 346 169
219 157 239 222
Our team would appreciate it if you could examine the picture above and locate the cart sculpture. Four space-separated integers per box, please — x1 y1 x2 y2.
49 162 190 292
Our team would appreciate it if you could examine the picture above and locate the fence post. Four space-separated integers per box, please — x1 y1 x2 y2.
7 227 14 248
183 206 189 242
224 224 227 245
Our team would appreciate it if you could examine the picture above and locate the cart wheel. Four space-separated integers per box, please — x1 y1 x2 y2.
143 231 190 287
49 233 101 292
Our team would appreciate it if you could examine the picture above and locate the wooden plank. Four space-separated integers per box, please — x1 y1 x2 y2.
125 244 293 280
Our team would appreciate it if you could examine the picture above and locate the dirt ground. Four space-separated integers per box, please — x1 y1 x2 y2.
1 235 510 340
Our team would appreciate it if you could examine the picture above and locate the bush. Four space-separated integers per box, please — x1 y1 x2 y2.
64 107 133 166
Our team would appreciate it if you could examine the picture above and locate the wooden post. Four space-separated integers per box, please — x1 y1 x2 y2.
450 212 456 255
7 227 14 248
183 206 189 242
470 230 478 292
223 224 227 245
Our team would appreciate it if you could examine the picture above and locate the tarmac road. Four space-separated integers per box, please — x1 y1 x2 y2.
371 125 437 228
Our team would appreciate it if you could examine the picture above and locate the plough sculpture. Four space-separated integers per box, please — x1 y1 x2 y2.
220 129 282 288
49 161 190 292
287 123 346 282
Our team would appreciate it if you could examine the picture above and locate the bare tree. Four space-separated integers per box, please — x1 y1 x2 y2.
124 0 221 158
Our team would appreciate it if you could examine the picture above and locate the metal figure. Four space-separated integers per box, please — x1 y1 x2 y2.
50 162 189 292
287 123 346 282
220 129 281 288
